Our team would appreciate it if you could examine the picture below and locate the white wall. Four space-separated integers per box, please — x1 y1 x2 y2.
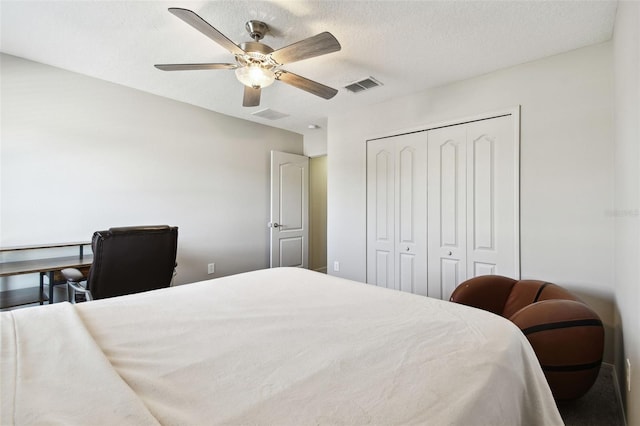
302 118 328 157
613 2 640 424
0 54 303 288
327 42 615 357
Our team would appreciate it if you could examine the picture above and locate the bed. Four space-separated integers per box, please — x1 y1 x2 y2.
1 267 563 425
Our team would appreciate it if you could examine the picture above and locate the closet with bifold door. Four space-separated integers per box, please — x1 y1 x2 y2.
366 111 520 300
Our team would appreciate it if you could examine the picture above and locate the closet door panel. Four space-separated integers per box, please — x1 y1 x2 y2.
398 147 416 243
375 250 393 288
427 125 467 300
474 262 496 276
399 253 415 293
441 258 462 301
395 133 427 295
471 135 495 251
466 116 518 279
367 139 395 289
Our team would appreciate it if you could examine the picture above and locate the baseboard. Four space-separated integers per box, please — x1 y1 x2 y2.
312 266 327 274
606 362 628 426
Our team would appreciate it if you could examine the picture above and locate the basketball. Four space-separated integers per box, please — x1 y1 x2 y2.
510 299 605 400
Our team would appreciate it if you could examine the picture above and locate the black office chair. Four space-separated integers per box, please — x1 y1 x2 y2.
62 225 178 302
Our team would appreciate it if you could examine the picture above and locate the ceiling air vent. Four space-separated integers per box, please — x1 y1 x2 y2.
344 77 383 93
251 108 290 120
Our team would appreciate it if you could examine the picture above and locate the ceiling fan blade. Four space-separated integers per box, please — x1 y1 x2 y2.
168 8 245 56
155 63 237 71
243 86 261 107
270 32 341 65
276 70 338 99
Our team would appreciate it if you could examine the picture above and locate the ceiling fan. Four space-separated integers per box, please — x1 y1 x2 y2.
155 8 342 107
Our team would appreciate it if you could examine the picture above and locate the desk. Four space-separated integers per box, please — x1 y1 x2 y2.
0 242 92 308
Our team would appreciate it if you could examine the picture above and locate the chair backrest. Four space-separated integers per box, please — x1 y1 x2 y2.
502 280 581 318
450 275 582 319
87 225 178 300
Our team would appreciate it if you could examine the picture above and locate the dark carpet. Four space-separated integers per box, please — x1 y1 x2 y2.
557 364 625 426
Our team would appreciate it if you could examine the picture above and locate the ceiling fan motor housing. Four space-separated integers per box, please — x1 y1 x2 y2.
245 20 269 41
239 41 274 56
237 41 277 67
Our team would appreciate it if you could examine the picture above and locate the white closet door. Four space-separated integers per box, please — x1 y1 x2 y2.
367 138 395 289
465 115 518 279
395 134 427 295
366 134 427 294
427 125 468 300
367 112 519 300
427 115 518 300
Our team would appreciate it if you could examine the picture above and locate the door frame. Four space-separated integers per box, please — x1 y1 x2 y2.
365 106 521 285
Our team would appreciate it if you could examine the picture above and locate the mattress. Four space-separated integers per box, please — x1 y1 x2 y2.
1 267 563 425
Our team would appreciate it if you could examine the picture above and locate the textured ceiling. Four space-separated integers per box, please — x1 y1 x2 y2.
0 0 617 137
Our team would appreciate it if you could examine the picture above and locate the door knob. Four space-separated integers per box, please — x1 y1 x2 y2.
448 251 453 256
406 247 410 251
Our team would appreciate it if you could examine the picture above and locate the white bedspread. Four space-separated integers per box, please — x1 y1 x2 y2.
1 267 563 425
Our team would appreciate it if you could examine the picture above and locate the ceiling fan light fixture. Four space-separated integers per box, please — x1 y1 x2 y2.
235 65 276 89
157 9 341 107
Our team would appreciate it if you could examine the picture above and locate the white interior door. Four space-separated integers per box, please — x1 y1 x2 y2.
270 151 309 268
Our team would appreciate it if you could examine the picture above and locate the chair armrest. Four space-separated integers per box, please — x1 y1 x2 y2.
62 268 93 302
61 268 86 283
449 275 517 316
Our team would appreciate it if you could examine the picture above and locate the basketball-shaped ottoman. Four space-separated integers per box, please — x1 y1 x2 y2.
509 299 604 400
450 276 605 400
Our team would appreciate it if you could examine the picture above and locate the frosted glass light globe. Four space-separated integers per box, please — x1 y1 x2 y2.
235 65 276 88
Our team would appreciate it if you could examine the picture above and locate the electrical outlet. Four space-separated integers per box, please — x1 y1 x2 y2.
626 358 632 392
333 261 340 272
207 263 215 274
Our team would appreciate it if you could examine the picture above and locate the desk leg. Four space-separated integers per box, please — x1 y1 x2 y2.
39 272 45 305
48 271 55 304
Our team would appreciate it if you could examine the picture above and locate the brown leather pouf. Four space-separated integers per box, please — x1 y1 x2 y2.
509 299 605 400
